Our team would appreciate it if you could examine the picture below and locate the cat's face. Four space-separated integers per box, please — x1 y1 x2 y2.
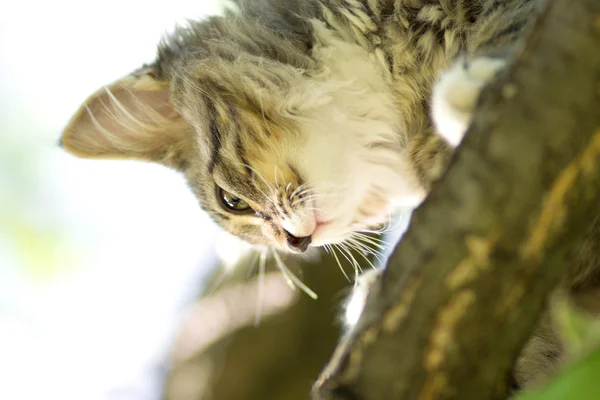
61 42 425 253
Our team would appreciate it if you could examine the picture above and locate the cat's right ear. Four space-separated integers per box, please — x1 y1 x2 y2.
60 67 193 171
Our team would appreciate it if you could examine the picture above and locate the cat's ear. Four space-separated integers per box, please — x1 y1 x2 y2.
60 68 192 171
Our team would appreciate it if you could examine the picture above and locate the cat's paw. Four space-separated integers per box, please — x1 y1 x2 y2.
432 56 506 147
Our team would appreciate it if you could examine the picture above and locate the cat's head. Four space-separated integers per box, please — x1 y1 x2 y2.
61 17 426 253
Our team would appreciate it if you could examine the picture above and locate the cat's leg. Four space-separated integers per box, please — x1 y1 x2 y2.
431 56 507 147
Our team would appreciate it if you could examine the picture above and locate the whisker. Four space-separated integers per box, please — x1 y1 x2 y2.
334 243 362 279
350 232 388 250
293 188 314 199
254 247 268 326
347 242 385 265
300 207 321 212
345 238 380 269
255 186 278 207
241 163 279 207
271 248 318 299
362 212 408 234
359 227 386 234
378 211 394 233
332 243 358 279
245 250 261 278
291 194 326 208
204 268 228 296
243 163 277 195
290 183 308 199
348 235 385 258
292 181 344 199
293 193 325 202
325 244 350 282
352 231 387 243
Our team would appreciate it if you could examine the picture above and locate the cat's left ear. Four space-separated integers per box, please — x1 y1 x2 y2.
60 67 192 170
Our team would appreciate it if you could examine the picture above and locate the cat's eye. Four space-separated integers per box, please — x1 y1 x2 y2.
218 187 252 213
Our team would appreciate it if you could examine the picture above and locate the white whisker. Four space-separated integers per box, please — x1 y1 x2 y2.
325 244 350 282
242 163 279 206
295 193 325 202
334 243 362 278
345 238 380 269
243 163 276 194
204 268 228 296
301 207 320 212
246 250 261 278
361 212 407 234
254 248 268 326
291 194 326 208
348 236 385 259
271 248 318 299
290 183 308 199
255 186 277 207
350 232 388 250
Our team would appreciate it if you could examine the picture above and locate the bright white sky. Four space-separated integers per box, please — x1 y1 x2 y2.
0 2 226 399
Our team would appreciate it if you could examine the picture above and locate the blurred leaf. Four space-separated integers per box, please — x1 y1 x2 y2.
552 292 600 358
0 204 79 280
516 295 600 400
517 344 600 400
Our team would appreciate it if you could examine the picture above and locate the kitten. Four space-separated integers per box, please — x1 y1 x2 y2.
60 0 594 389
61 0 535 253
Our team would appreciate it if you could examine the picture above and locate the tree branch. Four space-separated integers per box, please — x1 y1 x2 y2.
313 0 600 398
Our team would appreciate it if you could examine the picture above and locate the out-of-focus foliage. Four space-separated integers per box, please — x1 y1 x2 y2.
518 296 600 400
552 293 600 358
0 128 78 279
517 344 600 400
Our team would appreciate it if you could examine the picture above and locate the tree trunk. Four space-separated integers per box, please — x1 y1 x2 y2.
312 0 600 399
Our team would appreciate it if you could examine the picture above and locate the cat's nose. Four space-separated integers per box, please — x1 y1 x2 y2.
285 230 312 252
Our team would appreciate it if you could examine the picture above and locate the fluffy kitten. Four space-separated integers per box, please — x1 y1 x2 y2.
61 0 590 389
61 0 535 253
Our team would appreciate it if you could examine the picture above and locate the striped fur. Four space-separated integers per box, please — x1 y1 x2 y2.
62 0 539 252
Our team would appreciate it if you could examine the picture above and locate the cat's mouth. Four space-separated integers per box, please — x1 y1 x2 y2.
283 218 333 253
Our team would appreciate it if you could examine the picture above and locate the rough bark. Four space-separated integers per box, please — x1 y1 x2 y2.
312 0 600 399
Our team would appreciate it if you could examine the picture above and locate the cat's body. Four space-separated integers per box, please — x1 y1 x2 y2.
60 0 598 392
